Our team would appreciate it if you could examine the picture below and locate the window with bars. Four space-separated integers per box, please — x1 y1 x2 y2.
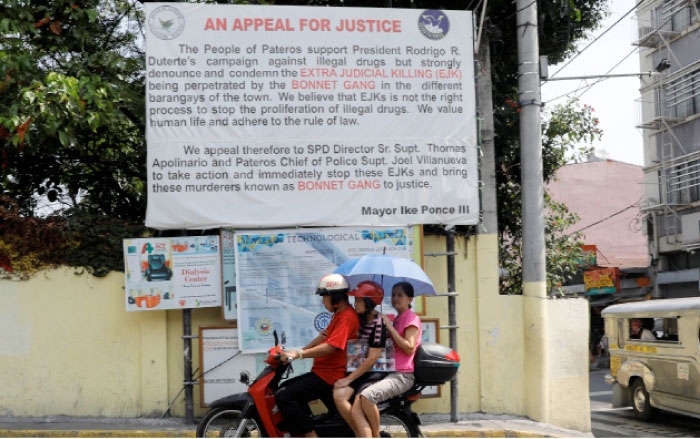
664 158 700 204
653 0 700 32
662 68 700 120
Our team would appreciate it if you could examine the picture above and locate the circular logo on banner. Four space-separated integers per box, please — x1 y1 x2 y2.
418 10 449 40
148 5 185 40
255 318 274 336
314 312 333 332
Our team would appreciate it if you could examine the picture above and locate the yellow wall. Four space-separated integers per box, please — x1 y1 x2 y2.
0 269 167 417
0 234 590 431
547 298 591 432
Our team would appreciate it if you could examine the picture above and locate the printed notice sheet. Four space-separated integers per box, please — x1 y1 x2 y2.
235 227 415 352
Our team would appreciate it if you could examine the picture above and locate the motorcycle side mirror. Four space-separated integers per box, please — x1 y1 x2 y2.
239 371 250 386
281 331 286 346
273 330 279 346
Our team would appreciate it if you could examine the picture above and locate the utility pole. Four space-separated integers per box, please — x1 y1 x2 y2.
476 30 497 236
516 0 549 423
183 309 195 423
475 26 497 416
446 231 458 422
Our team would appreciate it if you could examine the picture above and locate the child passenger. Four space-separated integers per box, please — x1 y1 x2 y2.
333 281 387 436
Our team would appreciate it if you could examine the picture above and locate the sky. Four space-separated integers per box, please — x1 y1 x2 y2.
540 0 645 167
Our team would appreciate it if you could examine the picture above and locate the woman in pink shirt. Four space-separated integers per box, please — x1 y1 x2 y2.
351 281 422 437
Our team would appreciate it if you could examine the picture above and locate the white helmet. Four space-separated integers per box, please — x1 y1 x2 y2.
316 274 350 296
317 274 350 308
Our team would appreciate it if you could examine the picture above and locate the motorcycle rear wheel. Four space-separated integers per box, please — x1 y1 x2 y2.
196 408 265 438
379 412 418 438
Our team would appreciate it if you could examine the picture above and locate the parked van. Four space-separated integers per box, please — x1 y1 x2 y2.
602 297 700 420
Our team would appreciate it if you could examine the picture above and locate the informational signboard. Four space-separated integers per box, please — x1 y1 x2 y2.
144 3 478 229
235 226 416 352
221 229 237 320
584 267 621 296
222 225 423 320
198 327 256 406
123 236 222 311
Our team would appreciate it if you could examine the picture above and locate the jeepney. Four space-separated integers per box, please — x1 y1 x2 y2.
602 297 700 420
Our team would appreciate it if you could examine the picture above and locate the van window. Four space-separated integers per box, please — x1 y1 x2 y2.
617 318 625 348
629 318 656 341
627 317 679 343
654 317 679 342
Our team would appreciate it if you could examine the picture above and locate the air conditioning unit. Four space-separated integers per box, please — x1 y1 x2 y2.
680 212 700 243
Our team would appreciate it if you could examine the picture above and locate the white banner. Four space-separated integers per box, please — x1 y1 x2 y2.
123 236 222 311
145 4 478 229
234 226 416 352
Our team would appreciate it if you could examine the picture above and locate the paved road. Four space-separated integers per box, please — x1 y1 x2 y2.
590 368 700 437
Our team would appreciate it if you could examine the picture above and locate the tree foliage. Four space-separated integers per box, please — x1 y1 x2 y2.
0 0 146 219
499 99 601 294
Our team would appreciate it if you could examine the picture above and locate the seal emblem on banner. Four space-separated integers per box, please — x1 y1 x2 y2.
418 10 449 40
148 5 185 40
314 312 333 332
255 318 274 336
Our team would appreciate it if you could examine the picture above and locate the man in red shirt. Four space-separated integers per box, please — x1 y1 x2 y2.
276 274 360 438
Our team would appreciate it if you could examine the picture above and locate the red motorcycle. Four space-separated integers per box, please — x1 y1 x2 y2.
196 331 459 438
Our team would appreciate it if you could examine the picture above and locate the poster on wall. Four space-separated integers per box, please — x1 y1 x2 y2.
222 225 423 321
144 3 478 229
123 236 222 311
199 327 257 406
221 229 237 320
235 226 418 352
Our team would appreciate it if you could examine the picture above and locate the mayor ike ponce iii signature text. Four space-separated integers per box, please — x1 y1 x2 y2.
361 204 470 218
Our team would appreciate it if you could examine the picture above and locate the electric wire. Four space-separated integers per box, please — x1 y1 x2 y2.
549 0 648 79
160 348 245 418
496 0 537 25
569 202 640 235
545 46 639 104
490 0 537 27
576 46 640 98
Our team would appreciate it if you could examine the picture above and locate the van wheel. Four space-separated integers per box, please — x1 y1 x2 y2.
630 379 654 420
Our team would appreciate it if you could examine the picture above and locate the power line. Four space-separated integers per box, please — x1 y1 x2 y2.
577 46 639 98
545 46 639 104
570 202 639 235
549 0 648 79
492 0 537 26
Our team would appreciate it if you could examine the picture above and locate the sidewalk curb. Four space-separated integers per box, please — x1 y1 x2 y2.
0 430 567 438
424 431 558 438
0 431 194 438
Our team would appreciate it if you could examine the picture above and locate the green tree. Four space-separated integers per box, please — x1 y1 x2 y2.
499 99 602 294
0 0 145 219
0 0 149 276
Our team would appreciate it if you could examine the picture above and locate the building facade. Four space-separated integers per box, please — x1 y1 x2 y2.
636 0 700 298
548 157 650 361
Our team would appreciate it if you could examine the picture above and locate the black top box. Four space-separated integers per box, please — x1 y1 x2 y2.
414 342 460 385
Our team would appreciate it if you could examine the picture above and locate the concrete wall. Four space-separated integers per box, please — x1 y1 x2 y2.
0 234 590 431
547 161 648 268
0 269 168 417
547 298 591 432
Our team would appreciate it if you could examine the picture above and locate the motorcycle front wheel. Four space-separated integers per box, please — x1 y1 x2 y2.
379 412 419 438
196 408 265 438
